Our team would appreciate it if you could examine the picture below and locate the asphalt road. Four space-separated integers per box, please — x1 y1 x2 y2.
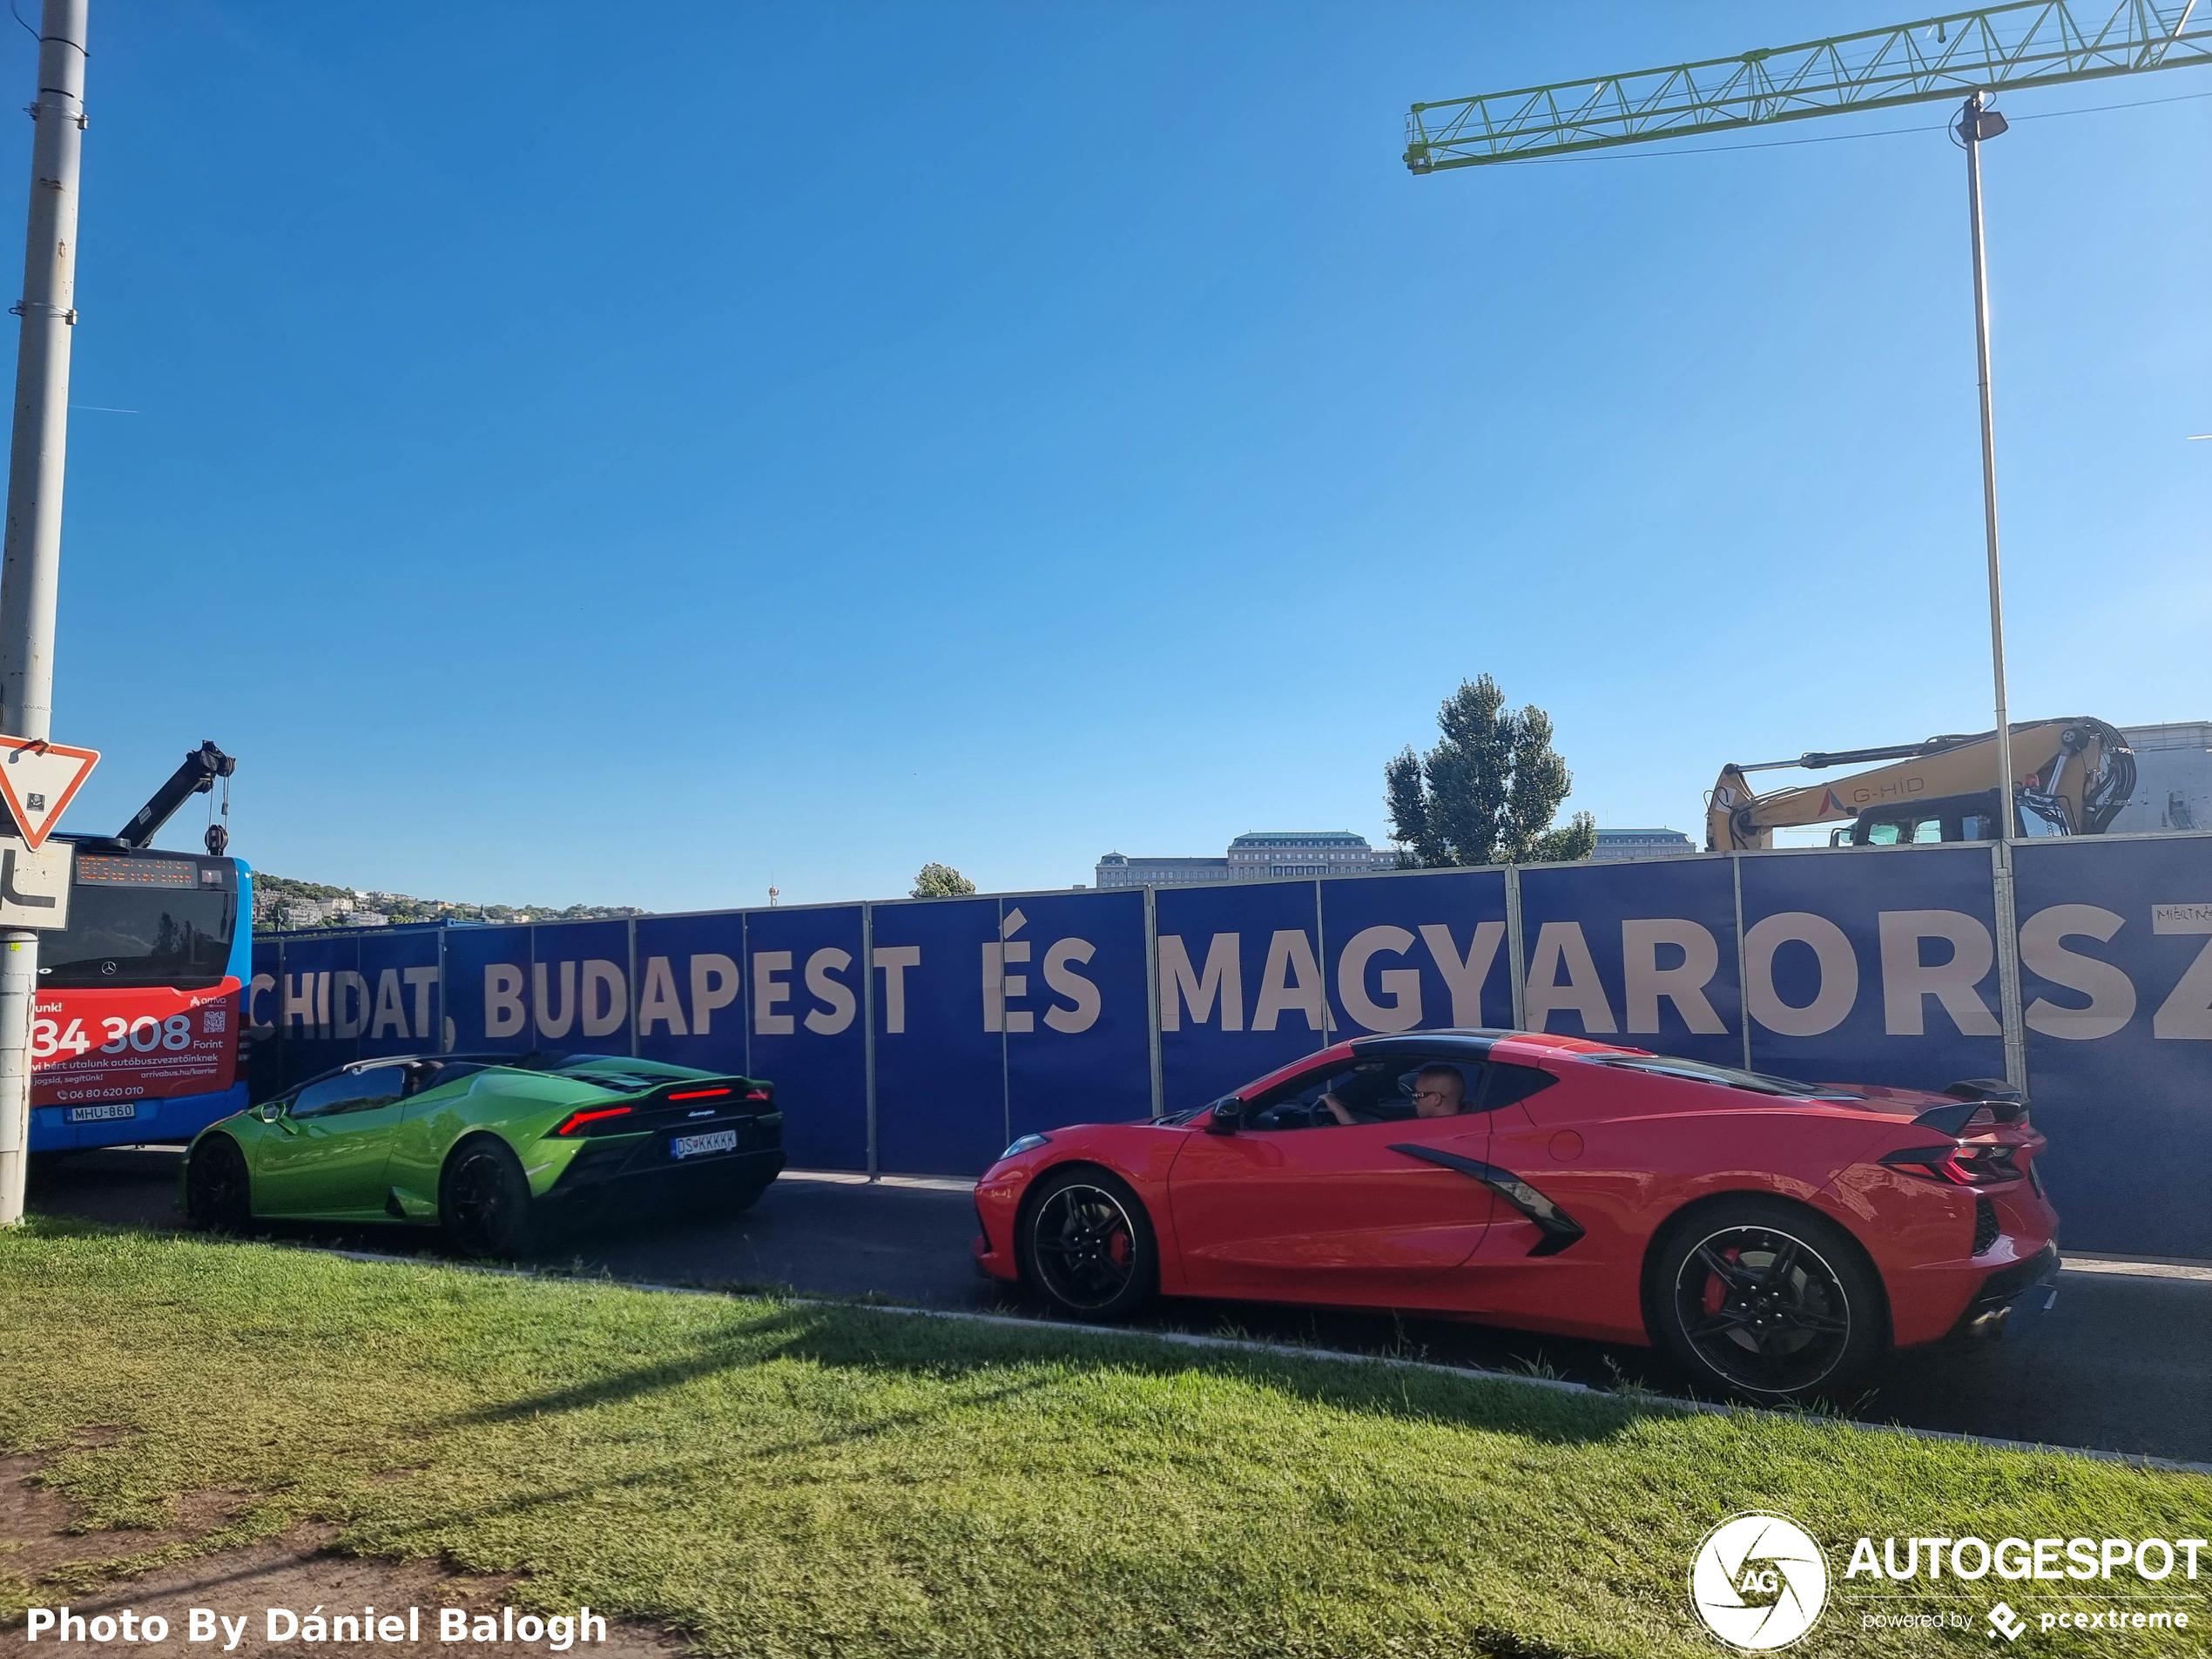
29 1147 2212 1467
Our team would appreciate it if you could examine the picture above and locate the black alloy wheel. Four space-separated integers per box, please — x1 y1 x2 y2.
439 1138 536 1258
183 1134 253 1232
1019 1169 1157 1321
1654 1200 1882 1399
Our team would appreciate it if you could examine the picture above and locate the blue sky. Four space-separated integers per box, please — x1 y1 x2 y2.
21 2 2209 908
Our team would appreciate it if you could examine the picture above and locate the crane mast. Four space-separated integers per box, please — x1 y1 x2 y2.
1404 1 2209 172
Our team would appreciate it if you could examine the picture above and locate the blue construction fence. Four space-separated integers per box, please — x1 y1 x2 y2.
251 833 2211 1258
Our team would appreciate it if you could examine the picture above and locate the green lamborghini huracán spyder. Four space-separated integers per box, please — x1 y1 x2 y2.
180 1052 785 1254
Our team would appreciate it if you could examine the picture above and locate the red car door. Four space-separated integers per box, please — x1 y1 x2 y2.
1166 1054 1496 1303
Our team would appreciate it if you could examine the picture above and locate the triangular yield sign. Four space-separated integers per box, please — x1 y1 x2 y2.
0 735 98 849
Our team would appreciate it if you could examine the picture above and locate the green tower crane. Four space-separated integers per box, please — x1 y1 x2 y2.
1402 2 2209 172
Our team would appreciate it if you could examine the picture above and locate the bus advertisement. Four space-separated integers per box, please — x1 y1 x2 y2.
25 842 251 1151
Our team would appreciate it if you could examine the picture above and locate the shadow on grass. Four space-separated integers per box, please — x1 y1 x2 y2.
426 1297 1671 1452
10 1217 1687 1451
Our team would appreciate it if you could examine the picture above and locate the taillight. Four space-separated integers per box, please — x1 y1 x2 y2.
667 1087 732 1102
552 1105 635 1136
744 1088 771 1102
1881 1142 2022 1187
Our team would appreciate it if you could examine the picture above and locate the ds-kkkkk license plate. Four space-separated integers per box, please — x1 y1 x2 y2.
671 1129 738 1160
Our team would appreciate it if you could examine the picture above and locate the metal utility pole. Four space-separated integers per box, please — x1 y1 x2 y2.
0 0 88 1228
1959 89 2016 833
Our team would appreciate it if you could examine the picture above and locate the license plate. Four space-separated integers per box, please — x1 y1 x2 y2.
671 1129 738 1160
65 1103 138 1124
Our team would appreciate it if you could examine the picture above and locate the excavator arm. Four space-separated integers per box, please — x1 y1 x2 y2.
1706 718 2134 850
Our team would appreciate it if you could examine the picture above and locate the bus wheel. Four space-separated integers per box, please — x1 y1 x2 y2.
184 1136 253 1232
439 1138 536 1258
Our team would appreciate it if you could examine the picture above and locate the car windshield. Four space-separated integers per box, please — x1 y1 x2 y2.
1584 1054 1861 1099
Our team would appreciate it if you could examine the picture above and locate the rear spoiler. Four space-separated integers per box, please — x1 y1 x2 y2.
1912 1079 2029 1135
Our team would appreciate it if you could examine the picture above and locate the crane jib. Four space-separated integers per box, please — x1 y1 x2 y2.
1404 1 2212 172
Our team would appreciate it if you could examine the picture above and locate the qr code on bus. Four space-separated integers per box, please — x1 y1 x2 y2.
201 1008 228 1032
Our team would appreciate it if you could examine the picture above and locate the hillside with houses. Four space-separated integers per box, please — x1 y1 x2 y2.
252 871 644 933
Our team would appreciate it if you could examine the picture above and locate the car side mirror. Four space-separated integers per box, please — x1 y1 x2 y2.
255 1098 287 1122
1205 1096 1243 1136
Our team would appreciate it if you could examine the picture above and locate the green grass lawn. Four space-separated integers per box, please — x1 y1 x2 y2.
1 1217 2205 1658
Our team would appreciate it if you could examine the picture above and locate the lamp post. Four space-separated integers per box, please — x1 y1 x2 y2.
1958 88 2031 1090
1958 88 2013 834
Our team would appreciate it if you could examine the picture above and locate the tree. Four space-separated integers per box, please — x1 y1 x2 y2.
912 862 977 899
1385 675 1596 867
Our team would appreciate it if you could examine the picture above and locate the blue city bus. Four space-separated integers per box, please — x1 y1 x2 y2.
25 843 252 1151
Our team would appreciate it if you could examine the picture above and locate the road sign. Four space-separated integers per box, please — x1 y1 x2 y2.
0 735 97 848
0 838 70 929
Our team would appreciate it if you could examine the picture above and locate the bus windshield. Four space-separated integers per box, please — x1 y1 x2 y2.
42 882 238 990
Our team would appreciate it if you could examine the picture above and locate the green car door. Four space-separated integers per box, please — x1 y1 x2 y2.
253 1062 414 1218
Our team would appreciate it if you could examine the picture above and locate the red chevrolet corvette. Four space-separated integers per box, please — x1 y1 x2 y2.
972 1029 2060 1399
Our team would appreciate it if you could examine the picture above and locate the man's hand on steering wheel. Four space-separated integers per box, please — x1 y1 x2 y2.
1312 1091 1355 1126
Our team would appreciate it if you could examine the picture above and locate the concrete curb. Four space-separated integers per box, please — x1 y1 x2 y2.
2060 1258 2212 1284
298 1243 2212 1480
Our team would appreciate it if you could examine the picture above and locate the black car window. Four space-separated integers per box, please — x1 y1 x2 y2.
1479 1063 1559 1112
1243 1057 1491 1128
1243 1062 1364 1129
1384 1059 1483 1118
290 1069 408 1120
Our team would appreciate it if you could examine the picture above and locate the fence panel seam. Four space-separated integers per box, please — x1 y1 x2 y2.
1504 866 1527 1030
1732 853 1752 1070
998 896 1011 1158
1144 887 1162 1119
1992 840 2028 1090
861 903 878 1179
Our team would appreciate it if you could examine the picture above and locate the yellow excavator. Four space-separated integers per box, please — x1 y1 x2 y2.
1707 718 2137 852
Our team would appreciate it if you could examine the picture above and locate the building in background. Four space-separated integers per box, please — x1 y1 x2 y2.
1096 832 1393 888
1094 853 1231 889
2111 721 2211 833
1226 831 1393 879
1591 827 1695 862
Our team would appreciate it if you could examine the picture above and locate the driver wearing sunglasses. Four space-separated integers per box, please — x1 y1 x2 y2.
1316 1062 1467 1125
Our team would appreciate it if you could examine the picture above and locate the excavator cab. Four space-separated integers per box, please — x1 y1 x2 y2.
1837 786 2080 846
1834 790 2005 846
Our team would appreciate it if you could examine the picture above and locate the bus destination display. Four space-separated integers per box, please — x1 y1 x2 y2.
74 853 198 889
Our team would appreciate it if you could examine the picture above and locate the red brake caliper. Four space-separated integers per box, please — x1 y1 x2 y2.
1702 1249 1737 1318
